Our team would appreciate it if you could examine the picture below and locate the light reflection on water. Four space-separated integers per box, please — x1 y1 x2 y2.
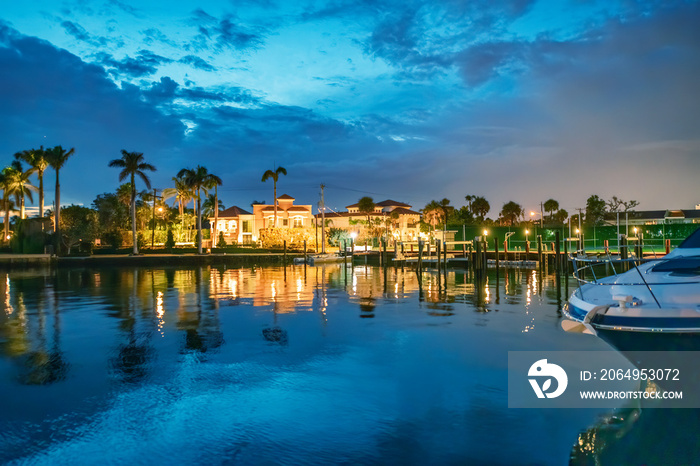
0 265 692 464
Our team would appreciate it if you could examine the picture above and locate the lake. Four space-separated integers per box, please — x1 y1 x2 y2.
0 264 697 465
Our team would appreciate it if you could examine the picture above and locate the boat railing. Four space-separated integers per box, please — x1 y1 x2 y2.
569 244 699 308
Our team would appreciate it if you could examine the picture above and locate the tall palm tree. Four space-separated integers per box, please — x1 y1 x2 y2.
14 147 48 218
10 161 38 219
261 166 287 228
0 165 20 241
108 150 156 255
204 177 222 246
202 193 224 219
162 175 193 218
471 196 490 222
177 166 222 254
45 145 75 252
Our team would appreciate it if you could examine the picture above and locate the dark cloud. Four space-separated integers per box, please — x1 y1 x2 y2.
0 24 184 204
179 54 216 72
188 8 265 51
141 28 177 48
98 49 173 77
61 20 109 47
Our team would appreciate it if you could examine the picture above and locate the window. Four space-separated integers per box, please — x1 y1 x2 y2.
293 217 303 228
242 220 251 232
283 219 288 226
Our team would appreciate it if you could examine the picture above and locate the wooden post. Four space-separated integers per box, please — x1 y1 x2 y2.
494 236 499 272
436 240 441 272
304 240 307 263
284 240 287 264
554 231 561 273
665 238 671 255
474 236 482 271
563 238 569 274
620 235 628 272
537 235 543 268
525 239 530 262
443 240 447 269
417 239 424 275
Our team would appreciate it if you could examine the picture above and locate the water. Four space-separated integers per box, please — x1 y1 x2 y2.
0 265 695 465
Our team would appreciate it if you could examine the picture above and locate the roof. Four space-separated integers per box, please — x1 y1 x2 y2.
277 194 295 200
218 206 252 217
286 206 310 212
682 209 700 218
391 207 421 215
375 199 411 208
346 199 411 209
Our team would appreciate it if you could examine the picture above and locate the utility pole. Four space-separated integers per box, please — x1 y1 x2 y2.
151 188 157 249
540 201 544 228
320 183 326 254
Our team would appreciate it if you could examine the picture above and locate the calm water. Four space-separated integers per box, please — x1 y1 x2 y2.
0 265 696 465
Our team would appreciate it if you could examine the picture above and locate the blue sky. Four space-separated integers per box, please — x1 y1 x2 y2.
1 0 699 217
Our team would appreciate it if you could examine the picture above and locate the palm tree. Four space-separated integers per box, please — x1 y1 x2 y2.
544 199 559 222
205 176 223 246
10 161 38 219
422 200 442 227
163 175 193 218
202 193 224 219
108 150 156 255
437 198 452 226
471 196 490 222
14 147 48 218
500 201 524 226
465 195 474 212
0 165 20 241
177 166 222 254
261 166 287 228
45 145 75 252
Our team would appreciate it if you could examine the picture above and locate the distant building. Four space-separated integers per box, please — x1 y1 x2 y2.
603 209 700 226
316 199 422 241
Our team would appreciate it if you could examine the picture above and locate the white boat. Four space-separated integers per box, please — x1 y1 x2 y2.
562 229 700 347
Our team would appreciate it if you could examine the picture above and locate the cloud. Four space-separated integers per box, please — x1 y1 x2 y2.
61 20 109 47
179 55 216 72
0 24 184 205
188 8 265 52
98 49 173 77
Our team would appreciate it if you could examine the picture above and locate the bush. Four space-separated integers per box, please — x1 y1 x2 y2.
103 230 123 249
217 231 227 248
165 229 175 252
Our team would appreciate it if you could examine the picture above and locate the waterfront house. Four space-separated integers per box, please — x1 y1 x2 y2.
316 199 422 242
215 206 255 244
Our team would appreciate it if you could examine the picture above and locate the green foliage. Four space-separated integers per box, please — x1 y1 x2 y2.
585 195 607 226
217 231 227 248
60 204 99 255
136 231 147 250
165 229 175 252
103 229 123 249
327 227 350 246
500 201 524 226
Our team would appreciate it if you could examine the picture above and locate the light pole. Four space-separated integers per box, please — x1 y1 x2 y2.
151 188 162 249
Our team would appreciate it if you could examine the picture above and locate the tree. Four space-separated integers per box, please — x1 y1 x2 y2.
45 145 75 253
108 150 156 255
261 166 287 228
606 196 639 213
9 161 38 220
500 201 524 226
423 200 442 227
177 166 221 254
163 175 193 218
14 146 48 218
471 196 490 222
357 196 376 232
543 199 559 221
60 204 99 255
552 208 568 224
585 195 607 226
0 165 20 241
202 193 224 220
465 195 475 211
437 198 452 226
204 176 223 245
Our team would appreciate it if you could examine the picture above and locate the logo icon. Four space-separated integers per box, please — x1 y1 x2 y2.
528 359 568 398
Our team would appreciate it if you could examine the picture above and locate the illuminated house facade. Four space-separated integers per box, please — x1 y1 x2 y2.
317 199 422 241
215 206 255 244
216 195 314 244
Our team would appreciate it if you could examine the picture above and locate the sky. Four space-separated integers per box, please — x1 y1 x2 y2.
1 0 699 219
